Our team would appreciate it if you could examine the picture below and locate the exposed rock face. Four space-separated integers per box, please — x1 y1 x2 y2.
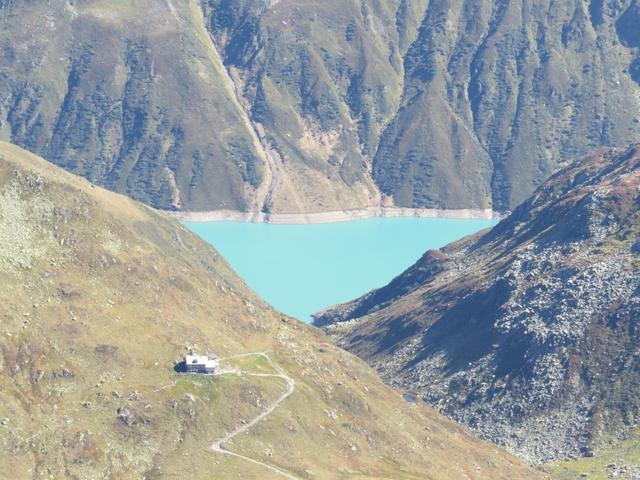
316 145 640 464
3 1 640 212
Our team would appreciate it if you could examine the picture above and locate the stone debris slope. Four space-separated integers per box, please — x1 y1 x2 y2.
317 145 640 466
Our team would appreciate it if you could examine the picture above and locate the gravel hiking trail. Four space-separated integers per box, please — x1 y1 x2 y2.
211 352 299 480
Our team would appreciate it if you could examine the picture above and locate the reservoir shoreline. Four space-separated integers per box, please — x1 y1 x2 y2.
184 215 499 321
172 207 502 225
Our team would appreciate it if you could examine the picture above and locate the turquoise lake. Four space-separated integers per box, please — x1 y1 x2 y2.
185 217 497 322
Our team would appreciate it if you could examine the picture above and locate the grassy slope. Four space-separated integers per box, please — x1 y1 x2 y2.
372 0 640 211
0 142 544 479
4 1 640 215
549 428 640 480
0 0 266 211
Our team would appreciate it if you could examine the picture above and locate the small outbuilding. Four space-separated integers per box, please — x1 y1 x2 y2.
185 355 219 374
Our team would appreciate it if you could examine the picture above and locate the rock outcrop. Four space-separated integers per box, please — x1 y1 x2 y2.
316 145 640 465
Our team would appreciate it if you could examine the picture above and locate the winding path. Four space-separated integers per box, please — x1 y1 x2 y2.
211 352 299 480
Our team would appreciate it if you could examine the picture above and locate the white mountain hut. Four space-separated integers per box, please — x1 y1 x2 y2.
185 354 219 374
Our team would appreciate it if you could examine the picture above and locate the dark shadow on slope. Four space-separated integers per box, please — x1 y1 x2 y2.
173 361 187 373
404 279 523 379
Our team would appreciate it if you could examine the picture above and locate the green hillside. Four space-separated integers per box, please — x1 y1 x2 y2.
0 142 545 479
3 1 640 213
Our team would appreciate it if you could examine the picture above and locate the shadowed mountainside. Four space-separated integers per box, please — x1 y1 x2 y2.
316 145 640 474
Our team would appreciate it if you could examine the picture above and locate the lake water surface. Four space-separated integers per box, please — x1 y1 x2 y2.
185 217 497 322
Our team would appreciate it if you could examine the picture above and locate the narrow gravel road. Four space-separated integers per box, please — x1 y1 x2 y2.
211 352 299 480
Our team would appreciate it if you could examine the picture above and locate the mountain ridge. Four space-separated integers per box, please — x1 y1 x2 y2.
315 144 640 472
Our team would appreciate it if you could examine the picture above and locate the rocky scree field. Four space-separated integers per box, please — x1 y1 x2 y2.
316 144 640 477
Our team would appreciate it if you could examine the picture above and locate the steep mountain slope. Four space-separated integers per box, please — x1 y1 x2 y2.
0 142 544 479
316 144 640 469
4 1 640 214
0 0 269 212
203 0 640 211
200 0 411 213
373 0 640 210
0 0 385 215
